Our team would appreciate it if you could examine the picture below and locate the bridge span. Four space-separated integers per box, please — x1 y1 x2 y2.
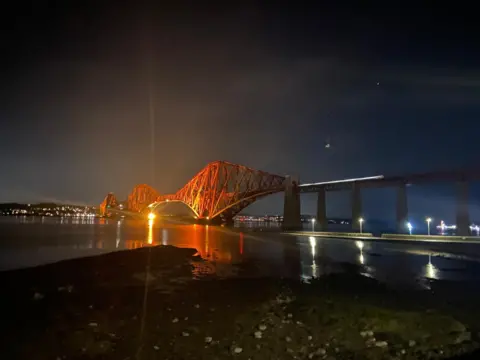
101 161 479 236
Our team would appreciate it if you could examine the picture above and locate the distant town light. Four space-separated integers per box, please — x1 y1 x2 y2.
147 212 156 220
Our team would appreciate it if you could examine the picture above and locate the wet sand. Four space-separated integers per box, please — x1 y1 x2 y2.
1 245 480 359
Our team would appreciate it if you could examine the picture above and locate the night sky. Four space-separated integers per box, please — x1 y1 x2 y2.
2 2 479 226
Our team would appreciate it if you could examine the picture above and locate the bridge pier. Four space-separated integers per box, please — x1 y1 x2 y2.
282 175 302 231
351 184 362 231
456 180 470 236
316 188 328 231
396 183 408 233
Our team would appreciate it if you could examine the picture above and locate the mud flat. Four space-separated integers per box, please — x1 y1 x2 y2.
1 245 480 359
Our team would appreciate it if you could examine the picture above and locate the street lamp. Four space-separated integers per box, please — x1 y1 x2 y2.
426 217 432 236
147 212 156 220
311 218 316 232
359 218 364 233
407 222 413 235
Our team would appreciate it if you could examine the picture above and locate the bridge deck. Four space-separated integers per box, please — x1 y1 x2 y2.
299 169 480 192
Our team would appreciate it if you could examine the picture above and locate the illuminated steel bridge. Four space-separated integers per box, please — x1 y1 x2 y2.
100 161 286 223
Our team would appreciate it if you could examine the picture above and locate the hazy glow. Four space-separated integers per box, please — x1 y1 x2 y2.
148 212 156 220
309 236 316 257
355 240 364 251
147 219 154 244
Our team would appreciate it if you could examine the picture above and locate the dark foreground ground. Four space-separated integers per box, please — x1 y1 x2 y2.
1 246 480 360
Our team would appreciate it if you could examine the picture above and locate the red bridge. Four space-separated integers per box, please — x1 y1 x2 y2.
100 161 285 222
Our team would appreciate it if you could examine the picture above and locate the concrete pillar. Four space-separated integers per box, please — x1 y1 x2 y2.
396 183 408 233
351 184 362 231
456 180 470 237
282 175 302 231
316 188 327 231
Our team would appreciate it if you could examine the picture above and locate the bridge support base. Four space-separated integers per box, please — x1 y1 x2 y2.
456 180 470 237
316 188 327 231
351 184 362 231
396 183 408 233
282 175 302 231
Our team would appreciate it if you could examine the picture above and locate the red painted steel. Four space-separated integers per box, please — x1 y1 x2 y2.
99 192 118 216
100 161 285 221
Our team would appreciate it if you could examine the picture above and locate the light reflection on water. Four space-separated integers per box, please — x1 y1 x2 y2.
1 217 480 289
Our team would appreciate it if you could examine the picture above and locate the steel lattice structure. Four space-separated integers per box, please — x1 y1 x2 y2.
100 161 285 221
99 192 118 216
127 184 160 213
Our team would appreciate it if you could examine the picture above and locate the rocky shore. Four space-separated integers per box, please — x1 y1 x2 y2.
1 245 480 359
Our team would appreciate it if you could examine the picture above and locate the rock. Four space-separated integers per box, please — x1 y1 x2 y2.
254 331 262 339
33 292 44 300
366 330 374 337
408 340 416 347
287 313 293 318
256 344 261 350
307 335 312 341
194 304 200 308
182 332 189 337
400 349 406 355
172 318 179 323
286 336 292 342
184 317 188 321
455 332 471 344
259 324 267 331
233 347 243 354
375 341 388 348
205 337 212 343
153 345 159 350
360 331 368 337
316 348 326 355
88 322 98 327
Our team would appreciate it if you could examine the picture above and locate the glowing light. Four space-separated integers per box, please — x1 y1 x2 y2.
148 212 156 220
309 236 316 258
355 240 364 251
426 217 432 235
147 219 153 244
358 218 364 233
300 175 384 187
407 222 413 235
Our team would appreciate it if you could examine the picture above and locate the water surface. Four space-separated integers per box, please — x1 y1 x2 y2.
2 217 480 290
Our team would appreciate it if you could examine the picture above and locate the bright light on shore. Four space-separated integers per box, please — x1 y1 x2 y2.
147 212 156 220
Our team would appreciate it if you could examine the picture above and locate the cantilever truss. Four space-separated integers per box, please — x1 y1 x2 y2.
99 193 118 216
101 161 286 221
127 184 160 212
158 161 285 220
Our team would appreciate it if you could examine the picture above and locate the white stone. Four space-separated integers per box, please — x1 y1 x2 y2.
194 304 200 308
182 332 189 337
316 348 326 355
254 331 262 339
258 324 267 331
307 335 312 341
375 341 388 348
205 336 213 343
286 336 292 342
153 345 159 350
88 322 98 327
233 347 243 354
172 318 179 323
408 340 416 347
